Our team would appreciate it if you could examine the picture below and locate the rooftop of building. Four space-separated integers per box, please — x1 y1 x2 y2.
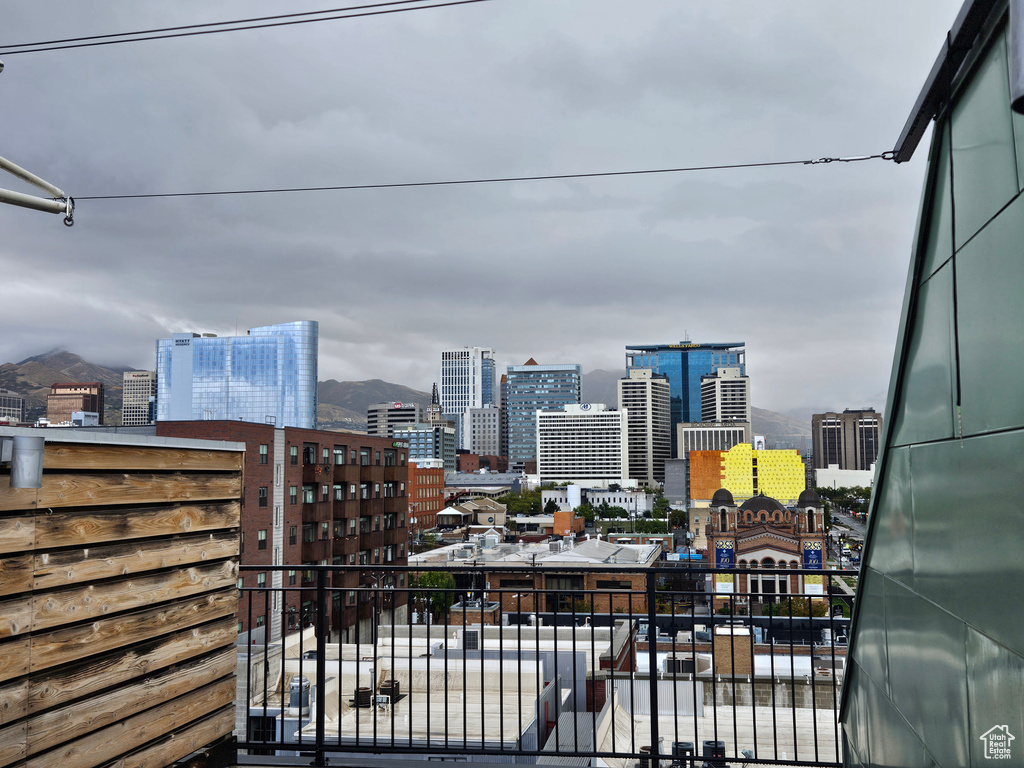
408 532 661 567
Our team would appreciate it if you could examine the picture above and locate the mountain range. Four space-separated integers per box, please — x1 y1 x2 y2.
0 351 812 446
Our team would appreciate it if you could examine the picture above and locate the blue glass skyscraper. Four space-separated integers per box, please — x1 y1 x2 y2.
156 321 318 429
504 360 582 469
625 342 745 455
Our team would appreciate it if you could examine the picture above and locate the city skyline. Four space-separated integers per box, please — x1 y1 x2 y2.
0 1 961 413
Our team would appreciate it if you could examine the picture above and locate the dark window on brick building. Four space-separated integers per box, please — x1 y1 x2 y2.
290 446 298 465
258 486 268 507
289 486 297 505
334 446 345 464
258 529 267 550
289 526 297 545
259 444 268 464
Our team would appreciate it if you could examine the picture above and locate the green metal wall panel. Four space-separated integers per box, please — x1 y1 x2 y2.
910 431 1024 657
883 578 970 767
951 29 1018 249
919 123 954 283
956 191 1024 434
843 8 1024 766
888 264 958 447
863 447 914 587
966 628 1024 765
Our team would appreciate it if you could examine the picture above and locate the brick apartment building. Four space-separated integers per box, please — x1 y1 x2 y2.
407 457 444 535
156 421 409 642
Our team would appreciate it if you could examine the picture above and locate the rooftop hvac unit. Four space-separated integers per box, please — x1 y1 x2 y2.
672 742 695 759
549 542 561 552
463 630 479 650
665 656 694 674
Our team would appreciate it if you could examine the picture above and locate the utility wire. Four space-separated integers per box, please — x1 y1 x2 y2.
0 0 494 55
76 153 895 202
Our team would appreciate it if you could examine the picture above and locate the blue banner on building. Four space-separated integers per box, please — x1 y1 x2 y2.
803 541 823 569
715 540 734 568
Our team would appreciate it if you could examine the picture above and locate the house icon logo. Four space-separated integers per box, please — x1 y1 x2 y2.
980 725 1015 759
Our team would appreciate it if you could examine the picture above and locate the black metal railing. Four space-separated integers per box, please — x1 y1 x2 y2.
236 564 855 767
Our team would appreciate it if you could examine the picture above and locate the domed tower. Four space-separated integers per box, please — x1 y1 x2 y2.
711 488 736 532
797 488 824 534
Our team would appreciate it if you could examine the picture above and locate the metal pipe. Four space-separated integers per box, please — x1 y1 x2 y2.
0 187 66 214
1011 0 1024 113
0 155 65 199
10 435 44 489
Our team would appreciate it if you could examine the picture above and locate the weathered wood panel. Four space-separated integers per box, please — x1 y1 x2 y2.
33 562 237 631
0 639 29 686
0 479 37 513
33 502 240 549
0 679 27 725
43 444 243 473
26 649 235 756
17 678 235 768
33 533 238 590
28 617 237 713
99 705 234 768
0 599 33 639
0 556 32 597
0 721 26 766
0 518 34 555
0 436 242 768
29 590 237 674
39 473 240 510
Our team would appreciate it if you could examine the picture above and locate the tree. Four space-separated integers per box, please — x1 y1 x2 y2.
574 503 596 523
606 505 628 520
608 483 622 492
763 597 829 617
412 571 457 620
543 498 560 515
652 491 670 520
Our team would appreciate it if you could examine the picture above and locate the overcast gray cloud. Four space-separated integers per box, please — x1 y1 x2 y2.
0 0 963 412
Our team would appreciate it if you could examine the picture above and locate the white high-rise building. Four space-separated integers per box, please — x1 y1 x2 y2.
439 347 496 449
617 369 671 484
122 371 157 426
677 422 751 455
700 366 751 423
536 404 628 484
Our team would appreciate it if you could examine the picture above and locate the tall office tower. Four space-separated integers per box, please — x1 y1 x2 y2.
47 382 105 425
626 341 745 456
122 371 157 426
617 369 671 484
499 374 509 458
466 404 501 456
156 321 318 429
439 347 496 448
677 422 751 454
0 389 26 423
700 366 751 423
811 408 883 470
504 358 582 471
536 404 628 484
367 402 426 437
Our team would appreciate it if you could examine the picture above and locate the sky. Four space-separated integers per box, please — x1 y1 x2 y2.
0 0 966 413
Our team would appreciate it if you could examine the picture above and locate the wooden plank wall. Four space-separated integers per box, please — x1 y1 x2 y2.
0 440 242 768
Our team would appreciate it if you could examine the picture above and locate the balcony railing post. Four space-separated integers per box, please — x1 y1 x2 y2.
645 569 660 768
312 568 328 767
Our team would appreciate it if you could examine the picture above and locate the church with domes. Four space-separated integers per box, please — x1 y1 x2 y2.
705 488 828 606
